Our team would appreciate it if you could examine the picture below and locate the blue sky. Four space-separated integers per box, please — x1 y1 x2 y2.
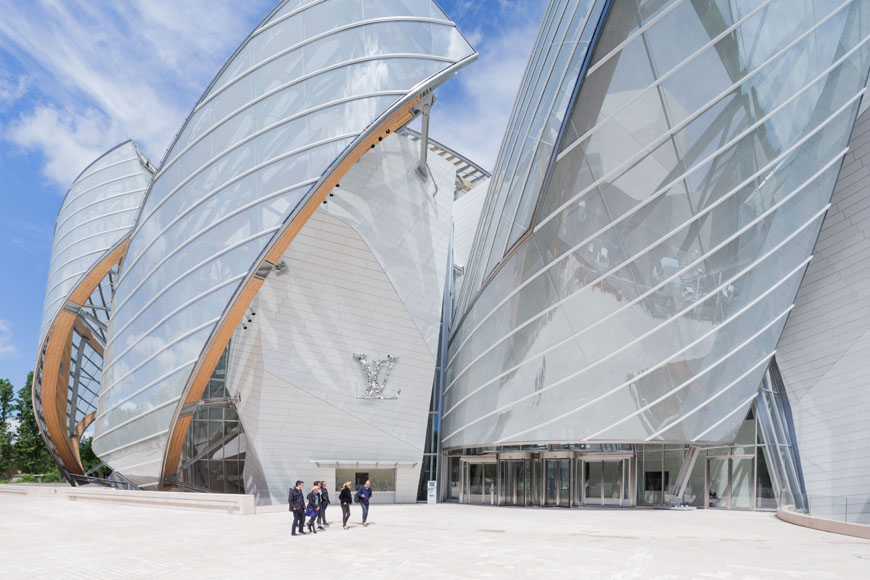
0 0 547 390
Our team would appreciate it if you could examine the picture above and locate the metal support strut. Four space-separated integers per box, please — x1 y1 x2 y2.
415 92 435 179
667 445 700 505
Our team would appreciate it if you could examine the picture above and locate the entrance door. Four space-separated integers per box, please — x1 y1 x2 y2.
483 463 497 505
602 460 623 506
499 460 527 506
582 459 627 506
461 461 496 505
707 456 754 509
544 459 570 507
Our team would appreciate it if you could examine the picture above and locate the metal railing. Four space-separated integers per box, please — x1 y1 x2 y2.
780 490 870 525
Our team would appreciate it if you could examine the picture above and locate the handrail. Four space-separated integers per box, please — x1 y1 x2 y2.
777 490 870 539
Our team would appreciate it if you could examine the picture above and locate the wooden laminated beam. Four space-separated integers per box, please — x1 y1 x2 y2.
36 239 129 477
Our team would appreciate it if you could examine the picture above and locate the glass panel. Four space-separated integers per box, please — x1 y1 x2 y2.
558 460 570 507
545 460 558 506
448 456 460 500
585 461 602 506
499 460 527 506
469 463 484 504
663 446 684 499
708 458 729 508
731 457 753 510
642 446 664 505
484 463 497 506
574 459 583 507
530 458 542 506
602 461 622 506
756 447 777 510
686 452 706 507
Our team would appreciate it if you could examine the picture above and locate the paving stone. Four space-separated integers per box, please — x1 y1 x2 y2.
1 494 869 579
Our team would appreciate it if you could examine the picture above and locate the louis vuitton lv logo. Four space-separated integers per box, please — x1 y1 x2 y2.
353 353 400 399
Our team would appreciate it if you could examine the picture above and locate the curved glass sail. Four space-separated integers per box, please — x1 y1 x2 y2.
95 0 475 487
34 141 153 481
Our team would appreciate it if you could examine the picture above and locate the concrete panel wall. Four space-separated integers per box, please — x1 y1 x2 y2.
226 135 458 505
776 108 870 523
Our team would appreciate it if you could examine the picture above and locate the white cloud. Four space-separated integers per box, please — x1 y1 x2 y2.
0 319 18 360
0 72 28 108
0 0 538 184
7 106 110 185
429 5 542 170
0 0 270 186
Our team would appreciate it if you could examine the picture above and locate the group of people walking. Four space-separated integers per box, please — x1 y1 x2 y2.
288 479 372 536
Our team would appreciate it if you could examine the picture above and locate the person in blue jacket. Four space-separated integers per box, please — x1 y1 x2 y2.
357 479 373 526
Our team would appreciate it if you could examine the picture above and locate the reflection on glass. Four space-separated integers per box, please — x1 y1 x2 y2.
731 457 753 509
485 463 497 506
602 461 622 506
180 345 246 494
499 460 527 506
586 460 602 505
445 0 870 452
756 447 777 509
469 463 483 503
448 457 461 500
708 458 729 508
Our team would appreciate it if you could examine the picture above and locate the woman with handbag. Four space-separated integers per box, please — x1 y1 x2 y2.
338 481 353 529
306 484 321 534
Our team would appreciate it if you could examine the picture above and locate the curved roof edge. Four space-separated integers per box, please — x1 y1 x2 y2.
66 139 154 197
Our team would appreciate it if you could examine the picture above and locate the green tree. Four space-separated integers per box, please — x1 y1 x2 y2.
0 378 15 475
79 436 109 478
13 372 54 473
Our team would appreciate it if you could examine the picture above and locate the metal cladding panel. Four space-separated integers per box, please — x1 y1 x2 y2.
94 0 474 486
775 106 870 523
225 132 461 504
444 0 870 449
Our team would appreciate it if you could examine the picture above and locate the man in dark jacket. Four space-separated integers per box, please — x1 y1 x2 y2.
357 479 373 526
289 480 306 536
318 480 331 527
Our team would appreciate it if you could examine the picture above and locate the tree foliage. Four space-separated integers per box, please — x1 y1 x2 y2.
79 436 109 478
1 371 111 481
11 372 54 474
0 378 15 475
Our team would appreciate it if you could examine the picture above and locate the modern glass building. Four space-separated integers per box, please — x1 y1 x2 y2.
33 141 154 484
33 0 870 520
443 0 870 514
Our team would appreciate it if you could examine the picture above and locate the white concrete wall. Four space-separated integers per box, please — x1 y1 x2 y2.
325 134 455 354
776 107 870 523
226 135 457 505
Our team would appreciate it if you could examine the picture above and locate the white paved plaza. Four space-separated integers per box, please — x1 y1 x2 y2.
1 493 869 579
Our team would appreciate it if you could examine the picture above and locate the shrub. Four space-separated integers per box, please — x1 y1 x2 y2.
41 468 63 483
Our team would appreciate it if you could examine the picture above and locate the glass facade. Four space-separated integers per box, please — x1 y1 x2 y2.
93 0 475 487
37 141 153 347
30 0 870 513
33 140 153 482
444 0 870 450
456 0 608 314
447 401 792 510
179 345 246 493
